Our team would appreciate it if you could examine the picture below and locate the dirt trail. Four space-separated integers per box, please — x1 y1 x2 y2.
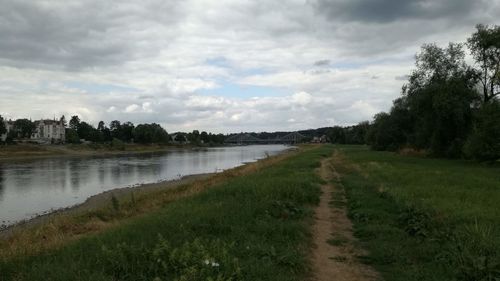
309 156 379 281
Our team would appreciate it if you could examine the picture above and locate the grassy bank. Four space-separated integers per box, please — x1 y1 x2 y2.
333 145 500 281
0 145 333 280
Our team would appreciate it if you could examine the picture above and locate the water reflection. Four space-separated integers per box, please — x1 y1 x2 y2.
0 145 288 225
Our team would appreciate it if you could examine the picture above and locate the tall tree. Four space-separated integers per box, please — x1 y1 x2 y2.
403 43 478 156
13 119 36 138
0 115 6 137
69 116 80 131
97 121 106 131
467 24 500 103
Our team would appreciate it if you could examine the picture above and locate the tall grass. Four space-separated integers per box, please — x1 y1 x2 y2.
335 145 500 281
0 145 333 280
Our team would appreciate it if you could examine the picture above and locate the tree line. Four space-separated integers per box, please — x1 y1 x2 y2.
328 24 500 161
0 115 225 146
66 115 225 145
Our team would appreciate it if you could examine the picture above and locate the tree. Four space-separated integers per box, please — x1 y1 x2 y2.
366 112 406 151
65 129 80 143
328 126 346 144
467 24 500 103
13 119 35 138
120 122 135 142
69 116 80 131
200 131 209 143
109 120 121 132
0 115 6 137
97 121 106 131
464 100 500 161
76 122 95 141
402 43 478 156
133 123 169 144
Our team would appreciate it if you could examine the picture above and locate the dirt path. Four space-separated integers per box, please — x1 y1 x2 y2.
309 156 379 281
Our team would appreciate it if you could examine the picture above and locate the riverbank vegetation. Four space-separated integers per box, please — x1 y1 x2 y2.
0 145 333 280
333 145 500 280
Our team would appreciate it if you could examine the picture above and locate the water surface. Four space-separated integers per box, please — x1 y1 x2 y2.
0 145 289 226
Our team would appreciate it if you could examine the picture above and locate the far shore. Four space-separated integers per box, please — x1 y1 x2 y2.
0 143 222 161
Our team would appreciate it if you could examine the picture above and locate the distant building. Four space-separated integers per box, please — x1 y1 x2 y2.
31 119 66 143
1 118 65 144
311 135 327 143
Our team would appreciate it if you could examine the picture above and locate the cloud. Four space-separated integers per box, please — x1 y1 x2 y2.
314 59 331 66
0 0 498 133
312 0 481 23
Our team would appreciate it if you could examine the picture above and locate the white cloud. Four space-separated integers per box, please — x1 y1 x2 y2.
0 0 496 132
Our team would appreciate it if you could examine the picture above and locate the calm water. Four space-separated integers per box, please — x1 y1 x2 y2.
0 145 289 226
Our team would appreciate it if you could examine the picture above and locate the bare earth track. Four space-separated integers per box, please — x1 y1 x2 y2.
309 155 379 281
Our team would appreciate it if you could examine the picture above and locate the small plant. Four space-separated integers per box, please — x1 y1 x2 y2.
266 200 304 220
449 222 500 281
130 192 137 209
398 204 433 239
101 235 243 281
111 194 120 212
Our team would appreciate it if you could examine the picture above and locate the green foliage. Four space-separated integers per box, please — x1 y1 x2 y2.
327 121 370 145
101 236 242 281
464 100 500 161
366 112 406 151
0 115 6 139
65 128 80 143
13 119 36 139
111 138 125 150
133 123 169 144
367 38 485 158
110 194 120 212
69 115 80 130
467 24 500 103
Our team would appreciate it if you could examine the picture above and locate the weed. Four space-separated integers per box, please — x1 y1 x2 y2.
110 194 120 212
398 204 434 239
449 222 500 281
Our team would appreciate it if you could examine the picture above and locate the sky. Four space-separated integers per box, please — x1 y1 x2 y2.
0 0 499 133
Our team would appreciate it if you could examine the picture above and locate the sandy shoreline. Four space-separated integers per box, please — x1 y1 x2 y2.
0 173 213 239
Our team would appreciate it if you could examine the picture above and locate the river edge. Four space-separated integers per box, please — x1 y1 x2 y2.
0 145 297 241
0 144 220 162
0 173 213 239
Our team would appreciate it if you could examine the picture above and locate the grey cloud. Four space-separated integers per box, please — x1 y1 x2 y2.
314 59 330 66
312 0 481 23
0 0 184 70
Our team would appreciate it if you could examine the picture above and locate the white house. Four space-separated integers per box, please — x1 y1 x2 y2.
1 118 66 143
31 119 66 143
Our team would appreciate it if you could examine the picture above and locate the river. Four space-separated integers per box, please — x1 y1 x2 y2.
0 145 289 226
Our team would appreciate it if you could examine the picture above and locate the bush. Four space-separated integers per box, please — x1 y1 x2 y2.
464 101 500 161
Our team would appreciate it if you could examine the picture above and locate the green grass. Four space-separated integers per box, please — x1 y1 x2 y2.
0 145 334 281
335 145 500 281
